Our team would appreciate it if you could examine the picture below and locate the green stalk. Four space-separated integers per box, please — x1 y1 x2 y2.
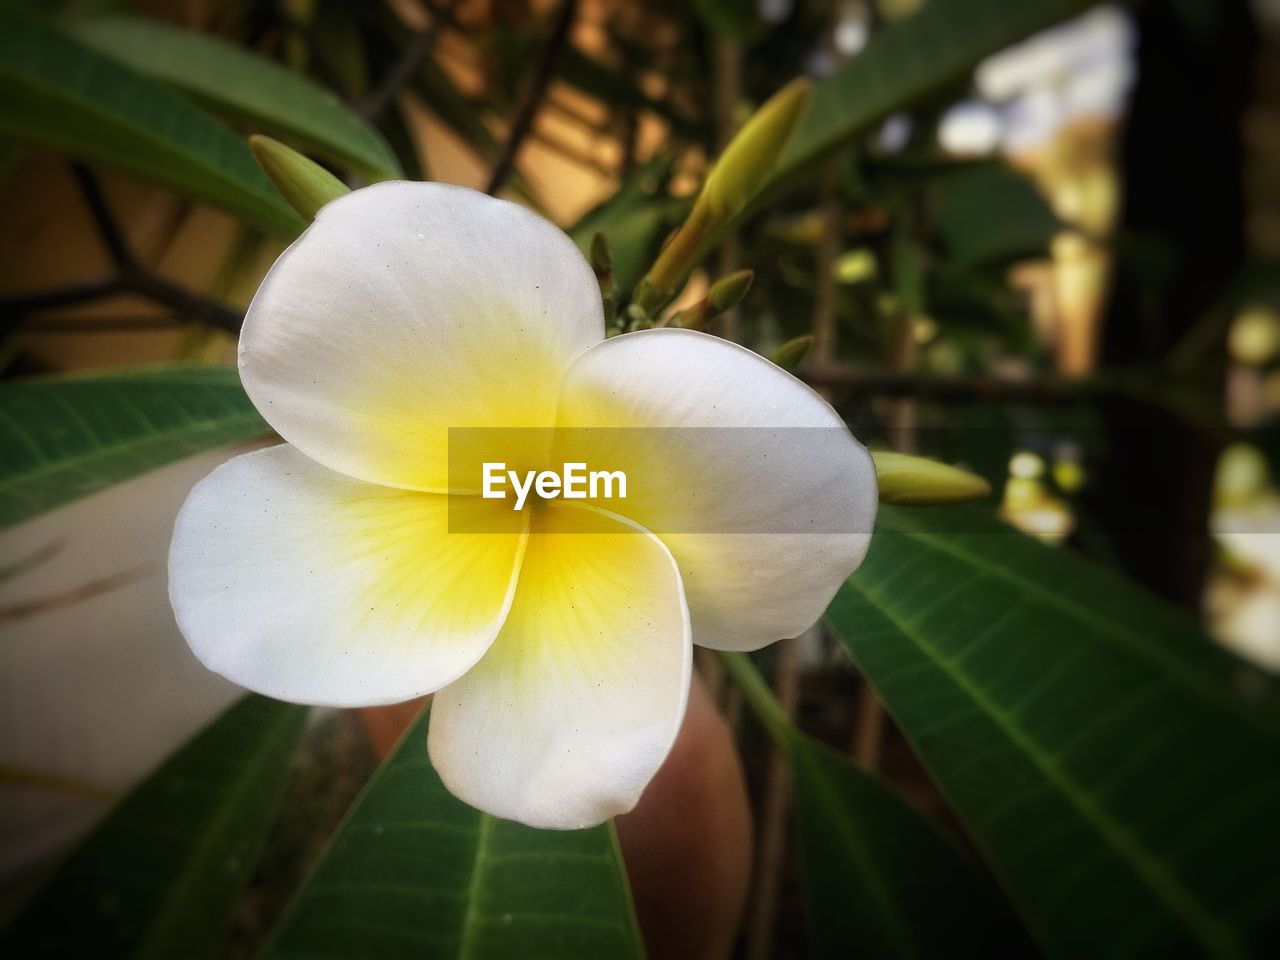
716 651 795 748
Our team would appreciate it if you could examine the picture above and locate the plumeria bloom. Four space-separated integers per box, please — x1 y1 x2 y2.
169 182 877 829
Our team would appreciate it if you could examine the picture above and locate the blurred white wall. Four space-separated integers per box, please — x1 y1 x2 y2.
0 444 259 884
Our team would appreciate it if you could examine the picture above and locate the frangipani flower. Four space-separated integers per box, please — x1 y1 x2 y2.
169 182 877 829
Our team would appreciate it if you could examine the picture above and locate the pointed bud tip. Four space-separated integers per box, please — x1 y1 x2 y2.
589 231 612 270
250 135 349 221
708 269 755 312
700 77 813 222
591 233 611 266
769 334 813 372
873 451 992 506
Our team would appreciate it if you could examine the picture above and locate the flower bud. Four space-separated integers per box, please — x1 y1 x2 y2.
589 231 617 319
707 269 754 312
699 77 812 223
873 451 992 506
250 135 348 221
666 270 755 330
770 335 812 372
643 79 811 298
589 231 613 279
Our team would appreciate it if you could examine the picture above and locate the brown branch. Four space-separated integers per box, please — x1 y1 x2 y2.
804 362 1115 405
745 636 802 960
360 2 452 122
1 165 246 334
0 279 124 319
70 164 133 269
484 0 579 196
13 314 192 333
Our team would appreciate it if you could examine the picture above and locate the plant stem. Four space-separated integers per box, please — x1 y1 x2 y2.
485 0 578 196
715 651 793 748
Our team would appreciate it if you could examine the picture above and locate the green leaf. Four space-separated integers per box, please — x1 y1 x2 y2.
719 651 1031 958
571 158 685 297
791 738 1035 959
0 695 308 958
0 365 268 530
773 0 1097 188
70 15 401 181
826 506 1280 957
935 163 1063 267
0 6 303 236
261 709 644 960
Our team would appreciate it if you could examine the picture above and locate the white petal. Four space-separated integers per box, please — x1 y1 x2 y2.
553 328 877 651
169 444 528 707
428 502 691 829
239 182 604 491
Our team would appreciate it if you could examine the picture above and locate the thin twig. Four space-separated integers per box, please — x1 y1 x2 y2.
126 269 245 333
0 166 247 334
70 164 134 269
745 637 801 960
804 362 1115 404
360 2 452 122
0 279 124 319
485 0 579 196
14 314 193 333
712 32 743 341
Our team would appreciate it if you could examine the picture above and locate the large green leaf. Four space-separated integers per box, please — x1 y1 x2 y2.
262 709 643 960
70 15 401 181
934 163 1064 268
772 0 1097 189
0 365 267 530
791 738 1034 959
826 506 1280 957
0 696 308 958
719 651 1033 958
0 6 303 236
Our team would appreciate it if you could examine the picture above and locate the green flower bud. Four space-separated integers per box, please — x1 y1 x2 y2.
699 77 812 223
250 135 348 221
589 231 613 275
770 335 812 372
873 451 992 506
707 269 754 312
642 78 811 298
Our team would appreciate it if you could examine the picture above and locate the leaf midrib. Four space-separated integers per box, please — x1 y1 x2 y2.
795 741 920 959
456 812 494 960
841 573 1245 959
137 702 304 959
0 411 266 491
878 511 1280 737
0 25 297 232
75 16 397 178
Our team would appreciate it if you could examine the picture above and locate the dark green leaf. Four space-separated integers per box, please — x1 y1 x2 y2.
792 737 1035 959
0 696 308 959
262 709 643 960
719 650 1031 959
70 15 401 181
0 6 303 236
0 365 268 530
827 506 1280 957
571 158 685 297
934 163 1063 267
773 0 1097 188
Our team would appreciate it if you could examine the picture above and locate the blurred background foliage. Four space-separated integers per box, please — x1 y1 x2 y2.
2 0 1280 957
